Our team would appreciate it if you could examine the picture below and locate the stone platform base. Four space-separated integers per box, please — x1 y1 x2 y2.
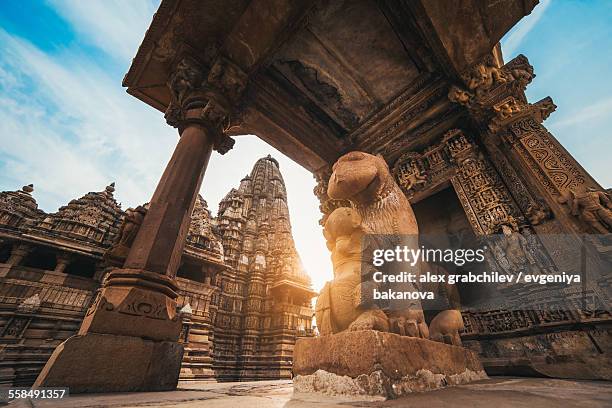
293 330 487 399
34 333 184 393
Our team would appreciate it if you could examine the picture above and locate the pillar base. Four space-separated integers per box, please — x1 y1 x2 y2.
80 268 183 341
34 333 184 393
293 330 487 399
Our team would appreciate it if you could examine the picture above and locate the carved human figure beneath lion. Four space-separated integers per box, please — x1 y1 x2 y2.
315 207 389 335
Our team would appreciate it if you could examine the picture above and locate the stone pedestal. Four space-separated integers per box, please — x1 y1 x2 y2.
34 333 183 393
34 267 185 392
293 330 487 399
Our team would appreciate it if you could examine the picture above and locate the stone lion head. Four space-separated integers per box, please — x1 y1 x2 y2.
327 151 390 204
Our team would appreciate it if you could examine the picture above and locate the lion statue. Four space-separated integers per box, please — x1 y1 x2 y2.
321 151 428 338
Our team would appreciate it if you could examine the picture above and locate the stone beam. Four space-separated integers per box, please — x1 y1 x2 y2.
407 0 539 77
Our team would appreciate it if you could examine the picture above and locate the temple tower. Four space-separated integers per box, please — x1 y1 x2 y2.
214 156 315 380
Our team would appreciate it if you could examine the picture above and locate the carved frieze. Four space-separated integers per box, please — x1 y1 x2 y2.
391 129 524 235
350 80 448 153
1 316 30 338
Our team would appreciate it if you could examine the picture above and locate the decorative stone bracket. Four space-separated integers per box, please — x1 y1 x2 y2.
448 54 535 112
488 96 557 134
447 54 545 135
165 56 248 154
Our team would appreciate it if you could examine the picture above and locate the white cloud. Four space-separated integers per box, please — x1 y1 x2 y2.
501 0 551 58
0 27 175 210
548 97 612 129
46 0 159 63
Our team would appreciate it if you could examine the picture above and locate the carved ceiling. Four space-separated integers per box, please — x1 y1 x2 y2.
124 0 538 173
272 0 423 130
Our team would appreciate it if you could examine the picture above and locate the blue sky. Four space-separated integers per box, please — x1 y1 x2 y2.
500 0 612 188
0 1 610 290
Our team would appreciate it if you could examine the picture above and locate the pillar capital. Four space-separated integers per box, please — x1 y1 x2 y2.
164 56 248 155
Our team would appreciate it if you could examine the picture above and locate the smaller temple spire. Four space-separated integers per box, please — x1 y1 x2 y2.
105 182 116 196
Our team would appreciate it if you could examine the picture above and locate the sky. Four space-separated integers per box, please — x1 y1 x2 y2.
0 1 610 292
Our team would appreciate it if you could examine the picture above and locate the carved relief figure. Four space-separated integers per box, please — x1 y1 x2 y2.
397 157 428 192
465 62 509 98
493 98 522 120
559 185 612 233
500 222 529 271
315 207 389 335
526 203 550 225
326 151 428 338
105 205 147 263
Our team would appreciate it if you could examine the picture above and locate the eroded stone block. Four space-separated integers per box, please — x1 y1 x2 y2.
34 333 184 393
293 330 487 398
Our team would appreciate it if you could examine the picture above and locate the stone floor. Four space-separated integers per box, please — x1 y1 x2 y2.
7 377 612 408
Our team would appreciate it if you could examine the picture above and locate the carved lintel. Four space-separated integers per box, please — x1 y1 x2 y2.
391 129 524 235
390 129 473 200
393 152 428 195
165 56 248 154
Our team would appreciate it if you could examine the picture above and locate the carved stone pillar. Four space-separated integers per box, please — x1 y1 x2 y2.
35 56 247 393
499 114 609 234
6 243 31 267
448 54 608 234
